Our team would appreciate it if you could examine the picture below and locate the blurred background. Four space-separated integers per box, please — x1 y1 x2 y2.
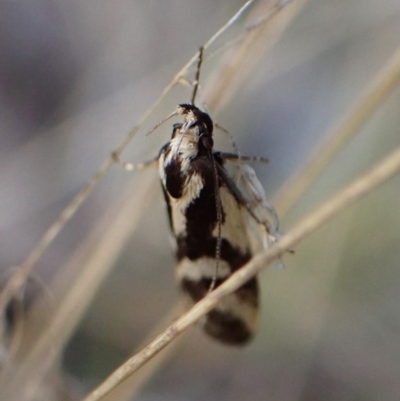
1 0 400 400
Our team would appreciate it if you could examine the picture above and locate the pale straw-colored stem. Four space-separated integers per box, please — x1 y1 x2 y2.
274 43 400 216
2 171 158 401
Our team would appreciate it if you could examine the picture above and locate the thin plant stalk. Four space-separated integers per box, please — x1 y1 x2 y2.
2 171 157 401
274 43 400 216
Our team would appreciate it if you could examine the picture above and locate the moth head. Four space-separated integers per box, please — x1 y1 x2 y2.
176 103 214 153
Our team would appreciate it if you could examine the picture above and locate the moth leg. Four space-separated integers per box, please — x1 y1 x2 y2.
216 152 270 165
214 124 241 157
111 152 158 172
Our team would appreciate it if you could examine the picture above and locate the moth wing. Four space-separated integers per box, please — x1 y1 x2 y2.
233 164 282 254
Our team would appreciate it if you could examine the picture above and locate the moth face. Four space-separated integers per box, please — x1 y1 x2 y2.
174 104 214 155
169 123 201 161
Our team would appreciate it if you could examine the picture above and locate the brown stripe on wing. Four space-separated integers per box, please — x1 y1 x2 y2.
204 309 254 345
181 276 259 345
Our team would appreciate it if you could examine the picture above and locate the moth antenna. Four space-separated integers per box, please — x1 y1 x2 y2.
215 123 242 161
145 111 178 136
208 151 222 293
190 46 204 105
192 92 242 158
181 66 243 160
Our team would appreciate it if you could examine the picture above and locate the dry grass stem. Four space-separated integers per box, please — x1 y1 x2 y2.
274 43 400 216
82 144 400 401
0 157 113 319
103 302 185 401
207 0 307 113
2 171 157 401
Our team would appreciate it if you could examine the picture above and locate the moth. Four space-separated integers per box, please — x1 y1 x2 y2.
120 48 281 345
